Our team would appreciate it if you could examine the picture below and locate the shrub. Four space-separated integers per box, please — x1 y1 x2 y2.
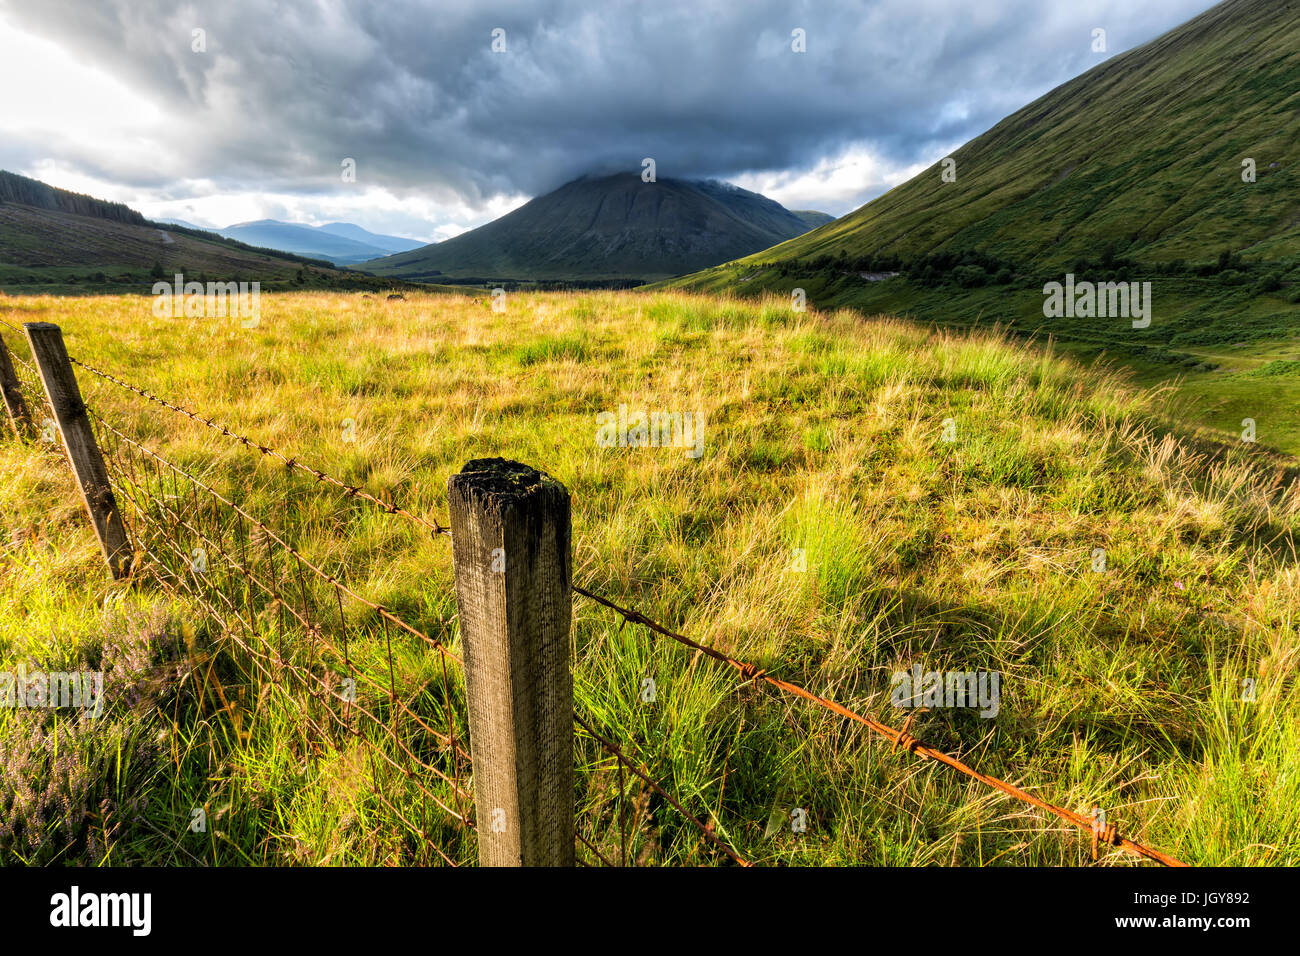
951 265 989 288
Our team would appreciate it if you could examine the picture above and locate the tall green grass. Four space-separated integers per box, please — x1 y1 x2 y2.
1 289 1296 865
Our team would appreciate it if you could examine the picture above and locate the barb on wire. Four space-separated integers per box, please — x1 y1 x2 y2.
92 409 459 663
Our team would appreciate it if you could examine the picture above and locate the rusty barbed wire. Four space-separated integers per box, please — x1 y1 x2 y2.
105 434 468 779
0 328 53 430
86 384 1183 864
85 408 716 861
569 583 1186 867
78 400 476 856
91 410 460 662
92 412 470 737
0 325 718 866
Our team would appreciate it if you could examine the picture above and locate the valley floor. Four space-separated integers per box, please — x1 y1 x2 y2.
1 290 1296 865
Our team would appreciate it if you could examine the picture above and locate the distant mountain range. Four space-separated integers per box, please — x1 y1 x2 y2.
364 173 834 282
0 168 832 289
213 220 428 265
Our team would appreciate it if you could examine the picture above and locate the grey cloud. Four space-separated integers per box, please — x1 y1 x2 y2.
0 0 1217 217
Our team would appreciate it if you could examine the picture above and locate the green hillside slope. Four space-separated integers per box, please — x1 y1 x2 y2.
710 0 1299 271
663 0 1299 454
0 172 407 293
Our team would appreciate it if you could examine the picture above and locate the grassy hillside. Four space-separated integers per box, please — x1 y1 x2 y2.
366 173 830 283
712 0 1299 271
0 171 410 294
1 290 1296 866
663 0 1299 455
791 210 836 231
671 263 1300 454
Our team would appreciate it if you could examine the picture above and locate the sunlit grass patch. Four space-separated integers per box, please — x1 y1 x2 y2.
0 288 1296 865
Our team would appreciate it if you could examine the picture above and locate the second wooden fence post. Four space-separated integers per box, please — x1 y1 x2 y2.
448 457 574 866
24 322 133 579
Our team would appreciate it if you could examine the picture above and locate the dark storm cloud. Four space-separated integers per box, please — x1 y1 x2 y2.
0 0 1217 212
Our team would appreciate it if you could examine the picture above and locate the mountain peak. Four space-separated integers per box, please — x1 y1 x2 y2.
367 173 830 282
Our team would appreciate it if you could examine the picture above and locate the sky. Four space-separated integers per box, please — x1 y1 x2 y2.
0 0 1218 243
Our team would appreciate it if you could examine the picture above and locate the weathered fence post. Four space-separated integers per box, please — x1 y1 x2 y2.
448 458 574 866
24 322 132 579
0 331 33 439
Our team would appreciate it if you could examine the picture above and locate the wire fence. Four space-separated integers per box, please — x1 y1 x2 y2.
1 318 738 866
0 317 1184 867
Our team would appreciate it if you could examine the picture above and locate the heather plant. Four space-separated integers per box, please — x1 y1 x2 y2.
0 606 191 864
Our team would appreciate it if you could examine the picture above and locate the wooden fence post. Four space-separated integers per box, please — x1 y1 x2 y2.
0 331 33 440
448 458 573 866
24 322 132 579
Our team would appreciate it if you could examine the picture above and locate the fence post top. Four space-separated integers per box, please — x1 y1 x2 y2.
23 322 60 332
448 458 568 509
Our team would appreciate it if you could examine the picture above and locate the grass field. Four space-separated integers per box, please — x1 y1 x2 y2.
1 289 1297 866
665 265 1300 455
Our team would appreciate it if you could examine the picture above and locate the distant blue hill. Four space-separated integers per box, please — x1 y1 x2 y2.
316 222 426 253
155 217 211 231
217 219 428 265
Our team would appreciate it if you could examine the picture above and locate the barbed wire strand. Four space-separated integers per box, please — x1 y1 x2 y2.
87 407 475 833
570 584 1186 868
96 411 473 768
31 352 717 860
65 351 450 536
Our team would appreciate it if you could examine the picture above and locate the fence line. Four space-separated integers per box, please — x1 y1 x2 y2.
569 585 1186 867
31 340 739 864
0 321 1186 866
2 323 721 866
2 320 475 861
87 405 475 832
